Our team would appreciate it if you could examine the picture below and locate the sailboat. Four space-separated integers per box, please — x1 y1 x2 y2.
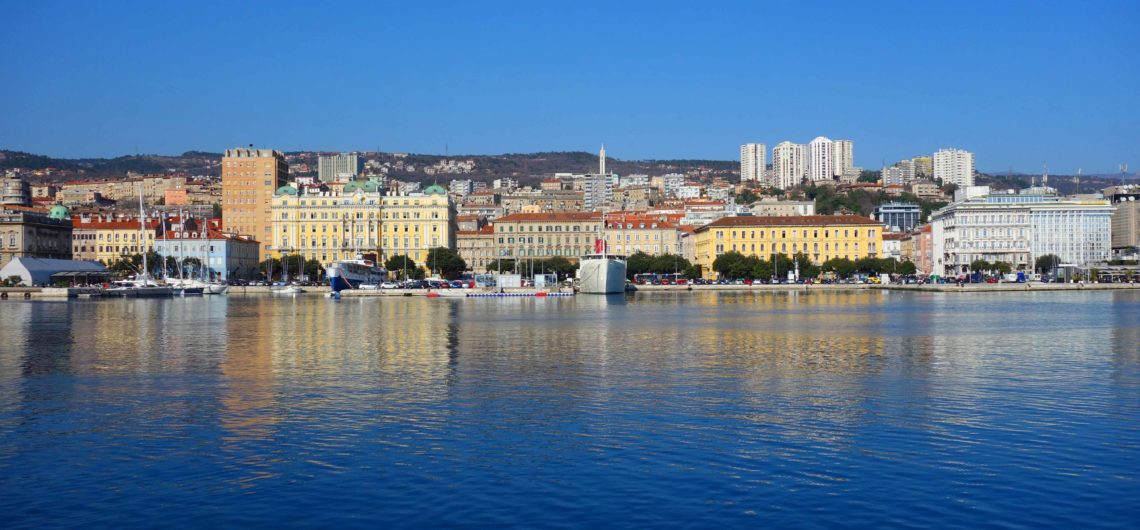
199 220 227 294
106 192 174 297
164 212 204 295
272 252 304 295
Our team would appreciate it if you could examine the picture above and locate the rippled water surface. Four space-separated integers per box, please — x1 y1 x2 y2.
2 290 1139 528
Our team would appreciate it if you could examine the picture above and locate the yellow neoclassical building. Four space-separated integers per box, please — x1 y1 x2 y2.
270 182 456 268
71 214 162 264
693 215 883 277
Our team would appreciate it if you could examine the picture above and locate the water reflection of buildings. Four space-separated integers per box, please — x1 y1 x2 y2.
218 296 463 434
220 297 280 443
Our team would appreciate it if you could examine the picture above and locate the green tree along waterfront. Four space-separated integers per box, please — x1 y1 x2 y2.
1036 254 1062 275
626 252 700 280
425 247 467 280
486 259 516 273
711 252 918 281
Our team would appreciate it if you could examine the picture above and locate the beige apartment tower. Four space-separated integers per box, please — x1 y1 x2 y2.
222 148 288 261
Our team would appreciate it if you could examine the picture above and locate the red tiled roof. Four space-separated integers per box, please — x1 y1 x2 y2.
457 228 495 237
496 212 601 222
71 217 164 230
1 205 50 214
159 229 242 241
696 215 880 232
604 213 684 231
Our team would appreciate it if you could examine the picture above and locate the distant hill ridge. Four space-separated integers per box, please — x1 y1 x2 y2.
1 149 1135 190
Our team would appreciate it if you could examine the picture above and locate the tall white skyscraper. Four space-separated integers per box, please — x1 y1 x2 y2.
772 141 806 190
599 144 607 175
807 136 834 183
831 139 854 178
933 148 976 187
740 143 766 183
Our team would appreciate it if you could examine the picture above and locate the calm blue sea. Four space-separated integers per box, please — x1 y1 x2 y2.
1 290 1138 528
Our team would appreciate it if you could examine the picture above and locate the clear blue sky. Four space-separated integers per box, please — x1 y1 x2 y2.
2 0 1137 174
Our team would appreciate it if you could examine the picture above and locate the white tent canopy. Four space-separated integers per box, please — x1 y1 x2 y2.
0 257 109 287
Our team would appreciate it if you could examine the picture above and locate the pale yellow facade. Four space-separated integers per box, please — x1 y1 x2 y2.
602 218 684 256
271 188 455 269
492 212 601 260
693 215 883 278
457 227 496 272
71 217 160 263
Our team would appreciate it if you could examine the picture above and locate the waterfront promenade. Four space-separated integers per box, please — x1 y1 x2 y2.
2 281 1137 300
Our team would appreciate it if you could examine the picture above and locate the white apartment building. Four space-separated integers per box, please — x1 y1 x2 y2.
882 160 916 185
931 189 1112 275
581 173 613 212
449 179 474 197
749 197 816 217
620 174 650 188
832 140 854 179
772 141 806 190
318 153 361 183
933 148 975 187
492 177 518 190
740 143 766 183
807 136 834 183
662 173 686 199
706 186 734 203
675 185 703 200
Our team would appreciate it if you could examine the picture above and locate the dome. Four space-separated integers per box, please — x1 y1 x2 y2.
275 185 298 196
48 205 70 219
360 180 380 193
342 181 362 193
424 183 447 195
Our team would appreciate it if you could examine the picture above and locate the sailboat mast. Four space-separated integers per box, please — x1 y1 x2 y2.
138 189 148 279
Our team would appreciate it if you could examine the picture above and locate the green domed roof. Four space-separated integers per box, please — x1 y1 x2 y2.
275 185 298 196
424 183 447 195
343 180 380 193
48 205 70 219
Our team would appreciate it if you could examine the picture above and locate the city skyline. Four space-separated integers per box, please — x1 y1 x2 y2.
2 1 1137 173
